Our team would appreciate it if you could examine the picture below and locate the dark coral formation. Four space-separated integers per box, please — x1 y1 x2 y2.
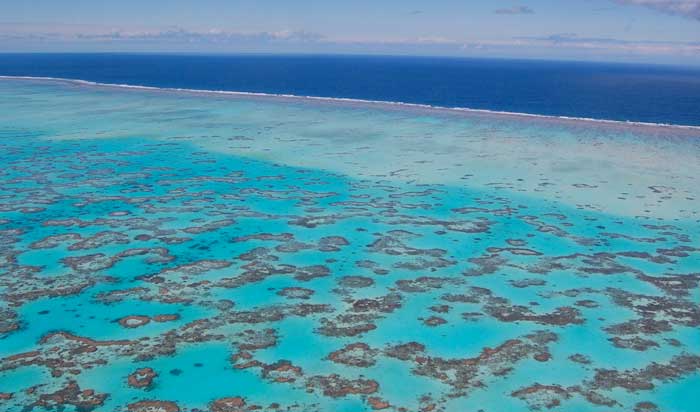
128 367 158 389
327 343 378 367
0 118 698 412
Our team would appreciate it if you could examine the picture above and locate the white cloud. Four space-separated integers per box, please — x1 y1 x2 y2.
0 24 325 44
518 33 700 54
494 6 535 15
614 0 700 19
1 22 698 62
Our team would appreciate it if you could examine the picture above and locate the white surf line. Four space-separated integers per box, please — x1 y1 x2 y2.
2 75 699 130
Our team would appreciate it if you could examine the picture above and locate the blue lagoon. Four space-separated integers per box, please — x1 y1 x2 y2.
0 78 699 412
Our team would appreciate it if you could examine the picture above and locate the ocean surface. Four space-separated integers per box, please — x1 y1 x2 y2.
1 53 700 126
0 70 699 412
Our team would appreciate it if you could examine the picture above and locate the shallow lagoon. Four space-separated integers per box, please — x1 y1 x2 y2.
0 78 699 412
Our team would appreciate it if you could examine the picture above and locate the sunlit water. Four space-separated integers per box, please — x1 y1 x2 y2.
1 78 699 412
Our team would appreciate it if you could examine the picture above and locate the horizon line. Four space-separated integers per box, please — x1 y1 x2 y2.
2 51 700 70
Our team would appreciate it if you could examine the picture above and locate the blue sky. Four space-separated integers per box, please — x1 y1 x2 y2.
1 0 699 64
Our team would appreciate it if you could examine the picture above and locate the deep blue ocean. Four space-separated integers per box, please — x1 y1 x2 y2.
1 53 699 126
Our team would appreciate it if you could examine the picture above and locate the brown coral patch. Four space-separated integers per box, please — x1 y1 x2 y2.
127 400 180 412
29 381 107 411
261 360 303 383
210 396 246 412
634 401 660 412
153 314 181 323
511 383 570 409
306 374 379 398
277 287 315 300
486 305 584 326
128 367 157 389
609 337 659 351
235 328 278 351
327 343 377 367
368 397 391 410
338 276 375 288
396 276 461 293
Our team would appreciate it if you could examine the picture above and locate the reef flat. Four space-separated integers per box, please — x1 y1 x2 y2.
0 78 699 412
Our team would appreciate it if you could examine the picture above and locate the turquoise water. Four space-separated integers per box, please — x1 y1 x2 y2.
0 78 699 412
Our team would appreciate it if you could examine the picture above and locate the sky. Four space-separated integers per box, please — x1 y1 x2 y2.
1 0 699 65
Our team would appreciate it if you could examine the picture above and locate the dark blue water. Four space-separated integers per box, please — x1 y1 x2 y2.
1 53 699 126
